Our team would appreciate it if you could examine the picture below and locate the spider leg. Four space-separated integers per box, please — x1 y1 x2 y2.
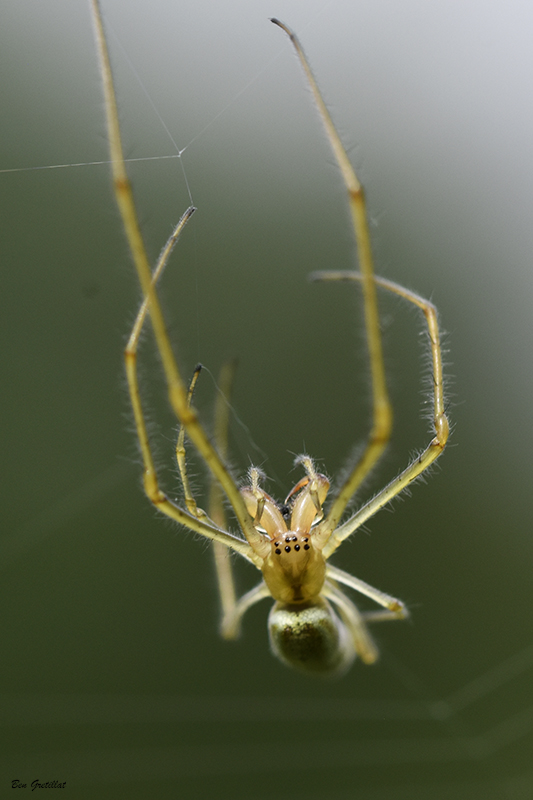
220 581 271 640
327 563 408 618
208 360 246 632
175 364 209 519
124 340 253 555
175 358 268 630
323 581 379 664
318 273 449 559
361 609 407 623
272 20 392 545
91 0 269 561
129 207 196 349
121 220 255 560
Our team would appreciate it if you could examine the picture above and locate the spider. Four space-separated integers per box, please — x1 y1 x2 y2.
91 3 449 676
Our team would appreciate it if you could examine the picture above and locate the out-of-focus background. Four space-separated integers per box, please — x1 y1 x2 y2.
1 0 533 797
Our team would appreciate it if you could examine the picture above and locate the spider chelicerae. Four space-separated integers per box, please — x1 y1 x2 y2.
91 3 449 676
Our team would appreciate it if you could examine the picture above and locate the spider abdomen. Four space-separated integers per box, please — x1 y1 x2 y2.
268 597 355 676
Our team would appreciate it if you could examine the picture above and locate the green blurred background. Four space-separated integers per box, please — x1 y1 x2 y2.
1 0 532 797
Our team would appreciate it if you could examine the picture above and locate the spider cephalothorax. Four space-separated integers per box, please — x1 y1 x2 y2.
241 462 329 604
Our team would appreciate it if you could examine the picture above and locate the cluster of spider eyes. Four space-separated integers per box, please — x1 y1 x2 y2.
274 536 310 555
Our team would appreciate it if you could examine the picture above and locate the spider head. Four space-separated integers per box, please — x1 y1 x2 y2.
240 464 330 603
